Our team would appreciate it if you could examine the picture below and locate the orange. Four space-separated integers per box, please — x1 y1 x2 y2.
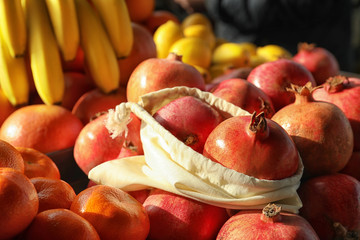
23 208 100 240
17 147 60 179
145 10 180 34
0 168 39 239
31 177 76 213
0 87 15 127
125 0 155 23
70 185 150 240
0 139 24 173
0 104 84 153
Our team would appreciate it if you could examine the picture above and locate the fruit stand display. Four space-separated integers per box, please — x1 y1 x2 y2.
0 0 359 239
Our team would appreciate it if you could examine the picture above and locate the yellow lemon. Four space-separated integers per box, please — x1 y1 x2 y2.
238 42 257 56
181 12 212 30
169 37 212 69
212 42 251 68
193 65 212 83
153 20 183 58
209 63 234 79
249 55 266 68
256 44 292 62
183 24 216 49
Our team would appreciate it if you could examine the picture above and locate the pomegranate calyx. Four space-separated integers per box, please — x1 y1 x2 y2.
123 140 138 151
248 112 267 133
298 42 316 52
167 52 183 62
258 97 275 118
333 222 359 240
324 75 349 93
184 134 199 146
260 203 282 223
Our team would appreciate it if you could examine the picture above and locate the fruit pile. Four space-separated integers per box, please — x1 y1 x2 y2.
0 0 360 239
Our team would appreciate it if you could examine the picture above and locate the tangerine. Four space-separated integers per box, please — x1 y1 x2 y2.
0 168 38 239
0 139 24 173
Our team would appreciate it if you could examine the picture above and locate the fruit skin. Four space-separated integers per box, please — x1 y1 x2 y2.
23 0 65 105
0 0 26 57
298 173 360 240
144 10 180 34
211 78 275 118
312 76 360 151
73 113 125 175
0 87 15 126
0 30 29 107
154 96 223 153
70 185 150 240
203 112 300 180
216 204 319 240
271 84 354 179
340 151 360 181
292 42 340 85
126 53 206 103
247 59 316 111
0 168 39 239
256 44 292 62
23 208 100 240
0 104 84 154
143 189 229 240
125 0 154 23
92 0 133 58
153 20 183 59
45 0 80 61
0 139 25 173
75 0 120 94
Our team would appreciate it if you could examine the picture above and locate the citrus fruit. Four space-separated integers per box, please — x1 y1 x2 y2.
153 20 183 59
183 24 216 49
0 168 38 239
181 12 212 30
17 147 60 179
23 208 100 240
70 185 150 240
125 0 155 23
256 44 292 62
145 10 180 34
212 42 251 68
0 139 24 173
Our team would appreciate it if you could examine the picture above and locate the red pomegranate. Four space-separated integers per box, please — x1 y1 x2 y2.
211 78 275 118
143 189 229 240
293 43 340 85
312 75 360 151
247 58 316 111
298 173 360 240
203 112 300 180
216 203 319 240
340 151 360 181
271 83 354 179
126 53 206 103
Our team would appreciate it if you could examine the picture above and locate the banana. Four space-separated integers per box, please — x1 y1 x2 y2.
75 0 120 93
0 32 29 106
23 0 65 105
0 0 27 57
91 0 133 59
45 0 80 61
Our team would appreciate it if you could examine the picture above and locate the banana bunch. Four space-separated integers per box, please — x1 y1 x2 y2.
0 0 133 106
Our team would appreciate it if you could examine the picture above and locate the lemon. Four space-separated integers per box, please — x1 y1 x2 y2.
183 24 216 49
193 65 212 83
181 12 212 31
256 44 292 62
169 37 212 69
238 42 257 56
153 20 183 58
209 63 234 79
212 42 251 68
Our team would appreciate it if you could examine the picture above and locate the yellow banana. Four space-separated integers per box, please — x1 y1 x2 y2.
45 0 80 61
0 0 27 57
0 32 29 106
91 0 133 59
23 0 65 105
75 0 120 93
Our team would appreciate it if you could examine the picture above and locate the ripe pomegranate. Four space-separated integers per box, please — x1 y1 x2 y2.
298 173 360 240
153 96 223 153
73 113 125 175
312 76 360 151
126 53 206 103
247 59 316 111
216 203 319 240
143 188 229 240
293 43 340 85
203 112 300 180
211 78 275 118
340 151 360 181
271 83 354 179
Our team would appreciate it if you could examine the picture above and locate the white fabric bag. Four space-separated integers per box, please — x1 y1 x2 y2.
89 86 304 213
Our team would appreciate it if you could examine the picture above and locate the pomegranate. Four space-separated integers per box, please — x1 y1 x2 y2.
271 83 354 179
312 75 360 151
205 67 253 91
298 173 360 240
293 43 340 85
73 113 125 175
211 78 275 118
143 188 229 240
203 112 300 180
126 53 206 103
216 203 319 240
340 151 360 181
153 96 223 153
247 59 316 111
